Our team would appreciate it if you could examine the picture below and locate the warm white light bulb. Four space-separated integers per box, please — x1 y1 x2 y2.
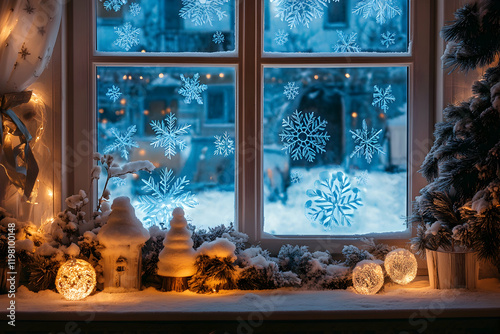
384 248 418 285
56 259 96 301
352 261 384 295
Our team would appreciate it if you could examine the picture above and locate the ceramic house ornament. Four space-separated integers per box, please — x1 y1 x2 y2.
98 196 150 290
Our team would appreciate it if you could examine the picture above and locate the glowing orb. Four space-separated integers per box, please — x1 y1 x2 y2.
56 259 96 301
352 260 384 295
384 248 418 285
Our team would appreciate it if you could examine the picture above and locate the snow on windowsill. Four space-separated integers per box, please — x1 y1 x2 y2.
3 277 499 322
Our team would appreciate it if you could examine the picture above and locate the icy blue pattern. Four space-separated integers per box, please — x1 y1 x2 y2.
274 29 289 46
100 0 128 12
129 2 141 16
271 0 339 29
179 0 230 26
150 113 191 159
353 0 402 25
305 171 363 229
106 85 122 102
137 168 198 227
381 31 396 48
290 171 303 184
283 82 299 100
333 31 361 53
372 84 395 112
350 119 384 164
279 110 330 162
179 73 208 105
214 132 235 157
356 170 369 186
213 31 225 44
103 126 139 160
114 22 140 51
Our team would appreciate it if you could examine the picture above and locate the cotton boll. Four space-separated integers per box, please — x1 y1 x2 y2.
91 166 101 180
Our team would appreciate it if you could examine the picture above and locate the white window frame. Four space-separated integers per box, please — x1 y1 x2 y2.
65 0 435 257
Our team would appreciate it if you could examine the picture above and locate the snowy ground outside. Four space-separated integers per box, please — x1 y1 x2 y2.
3 278 499 320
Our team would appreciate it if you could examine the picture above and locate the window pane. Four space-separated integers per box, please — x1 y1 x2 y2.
96 0 236 53
264 0 409 53
263 67 408 235
96 66 236 229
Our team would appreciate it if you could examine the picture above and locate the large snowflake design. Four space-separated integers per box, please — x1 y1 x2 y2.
179 0 230 26
100 0 128 12
283 82 300 100
372 84 395 112
290 171 303 184
214 132 235 157
103 126 139 160
106 85 122 102
356 170 369 186
213 31 225 44
381 31 396 48
137 168 198 227
350 119 385 164
279 110 330 162
271 0 339 29
274 29 289 46
179 73 208 104
305 171 363 229
353 0 402 25
333 31 361 53
129 2 141 16
114 22 140 51
150 113 191 159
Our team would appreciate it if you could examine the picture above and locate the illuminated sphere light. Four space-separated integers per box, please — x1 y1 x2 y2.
352 260 385 295
384 248 418 285
55 259 96 301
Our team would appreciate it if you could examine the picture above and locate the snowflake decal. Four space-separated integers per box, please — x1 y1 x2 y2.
290 171 303 184
214 132 235 157
279 110 330 162
372 85 395 112
333 30 361 53
356 170 369 186
381 31 396 48
353 0 402 25
103 126 139 160
137 168 198 227
350 119 385 164
112 177 127 187
106 85 122 102
179 0 230 26
114 22 140 51
179 73 208 104
305 171 363 229
283 82 300 100
129 2 141 16
271 0 339 29
100 0 128 12
213 31 225 44
274 29 289 46
150 113 191 160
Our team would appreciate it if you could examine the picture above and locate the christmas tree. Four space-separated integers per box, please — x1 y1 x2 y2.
412 0 500 271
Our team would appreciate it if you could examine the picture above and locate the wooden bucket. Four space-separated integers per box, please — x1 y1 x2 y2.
426 248 478 289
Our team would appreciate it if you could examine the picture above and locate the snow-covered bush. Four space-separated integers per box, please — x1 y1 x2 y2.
189 222 248 252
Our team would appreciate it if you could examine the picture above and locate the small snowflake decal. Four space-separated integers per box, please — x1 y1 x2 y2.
305 171 363 229
283 82 300 100
213 31 225 44
290 171 303 184
353 0 402 25
356 170 369 186
150 113 191 159
114 22 140 51
179 73 208 105
103 126 139 160
179 0 230 26
106 85 122 102
271 0 339 29
137 168 198 227
333 31 361 53
350 119 385 164
214 132 235 157
24 0 35 14
18 43 31 60
274 29 289 46
381 31 396 48
279 110 330 163
100 0 128 12
129 2 141 16
372 84 395 112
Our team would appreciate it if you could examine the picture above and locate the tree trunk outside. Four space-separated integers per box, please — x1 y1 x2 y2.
161 276 190 292
426 248 478 289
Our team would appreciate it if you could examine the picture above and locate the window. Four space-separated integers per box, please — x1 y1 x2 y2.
68 0 433 250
